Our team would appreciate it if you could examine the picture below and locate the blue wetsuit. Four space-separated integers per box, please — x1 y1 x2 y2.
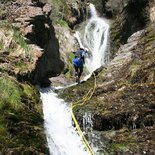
73 58 83 68
73 57 83 79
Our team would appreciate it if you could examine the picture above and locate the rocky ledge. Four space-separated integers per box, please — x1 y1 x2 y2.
59 0 155 154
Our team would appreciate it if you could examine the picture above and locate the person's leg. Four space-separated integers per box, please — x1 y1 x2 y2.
78 66 83 78
74 66 78 76
74 66 79 83
76 67 83 84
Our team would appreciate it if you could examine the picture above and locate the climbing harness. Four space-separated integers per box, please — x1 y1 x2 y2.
70 72 97 155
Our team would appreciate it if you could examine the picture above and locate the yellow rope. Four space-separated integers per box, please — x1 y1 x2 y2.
70 73 97 155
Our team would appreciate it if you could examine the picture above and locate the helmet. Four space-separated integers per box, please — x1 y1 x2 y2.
80 47 84 50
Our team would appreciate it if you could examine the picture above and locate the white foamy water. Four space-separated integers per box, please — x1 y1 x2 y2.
74 31 85 49
84 18 109 72
74 3 110 73
40 88 88 155
41 3 110 155
89 3 98 18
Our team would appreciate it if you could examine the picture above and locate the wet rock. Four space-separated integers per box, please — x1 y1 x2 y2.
40 0 87 29
110 0 149 57
2 0 65 86
59 22 155 154
0 76 49 154
105 0 127 17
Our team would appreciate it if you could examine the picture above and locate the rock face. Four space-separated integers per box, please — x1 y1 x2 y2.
1 0 155 154
50 26 78 86
0 0 64 153
59 0 155 154
2 0 65 87
2 0 88 87
40 0 87 29
30 21 64 87
0 26 49 154
0 77 49 154
91 0 149 58
110 0 149 58
0 0 87 153
65 0 88 28
35 0 88 86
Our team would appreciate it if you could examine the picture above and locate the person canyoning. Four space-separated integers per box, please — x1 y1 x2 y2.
73 47 88 83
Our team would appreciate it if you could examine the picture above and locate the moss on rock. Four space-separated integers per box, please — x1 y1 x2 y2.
110 0 149 57
0 76 49 154
58 23 155 154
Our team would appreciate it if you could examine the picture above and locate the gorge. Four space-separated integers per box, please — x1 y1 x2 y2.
0 0 155 154
40 4 109 155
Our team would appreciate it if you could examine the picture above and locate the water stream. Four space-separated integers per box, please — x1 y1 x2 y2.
74 3 110 73
40 3 110 155
40 88 88 155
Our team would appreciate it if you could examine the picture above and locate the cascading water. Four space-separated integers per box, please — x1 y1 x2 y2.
40 3 110 155
89 3 98 18
74 3 110 73
74 31 84 49
83 113 94 142
74 3 110 154
40 88 88 155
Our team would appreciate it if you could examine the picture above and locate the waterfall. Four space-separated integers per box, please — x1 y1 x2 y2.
40 3 110 155
74 3 110 73
40 88 88 155
84 16 110 72
74 31 84 49
89 3 97 17
75 3 110 153
82 113 100 153
83 113 93 142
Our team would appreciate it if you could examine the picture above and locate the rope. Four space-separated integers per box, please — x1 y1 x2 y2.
70 73 97 155
70 71 155 154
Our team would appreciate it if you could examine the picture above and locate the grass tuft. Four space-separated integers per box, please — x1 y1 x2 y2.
12 27 30 57
0 21 31 58
0 77 22 110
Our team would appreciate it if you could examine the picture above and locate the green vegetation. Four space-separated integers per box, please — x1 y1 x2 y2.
69 52 74 61
63 53 74 79
48 0 70 25
14 61 27 71
0 20 11 29
12 27 30 56
0 122 6 137
0 40 4 50
0 21 30 58
22 84 34 98
110 143 129 152
0 76 48 154
0 77 22 110
56 19 69 27
0 9 6 19
0 21 32 73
